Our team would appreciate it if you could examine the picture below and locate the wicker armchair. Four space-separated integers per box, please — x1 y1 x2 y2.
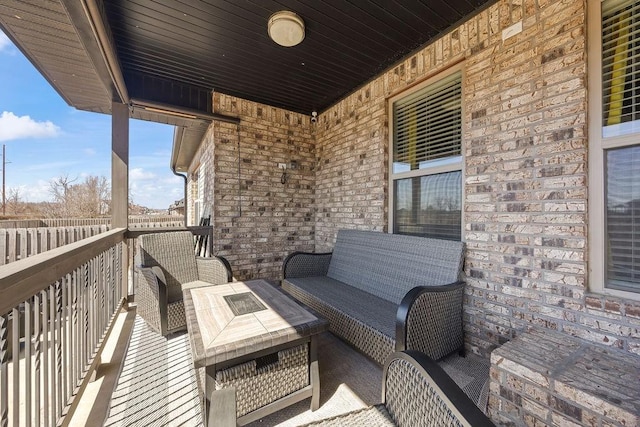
136 231 232 336
299 350 495 427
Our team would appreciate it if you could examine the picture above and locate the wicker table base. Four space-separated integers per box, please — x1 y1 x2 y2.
206 336 321 425
184 279 328 426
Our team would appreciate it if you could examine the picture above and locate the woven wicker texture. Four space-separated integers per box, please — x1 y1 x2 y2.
139 231 199 303
327 230 464 304
406 287 464 360
215 343 309 417
299 405 395 426
439 352 490 413
283 278 395 365
137 231 232 335
107 320 491 426
136 268 163 334
285 276 396 337
167 302 185 333
385 357 465 427
195 257 230 284
283 253 332 278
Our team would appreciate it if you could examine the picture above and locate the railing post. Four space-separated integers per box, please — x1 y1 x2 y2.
111 101 129 307
0 314 7 426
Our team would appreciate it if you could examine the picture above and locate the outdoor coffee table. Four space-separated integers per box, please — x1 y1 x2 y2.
183 279 328 426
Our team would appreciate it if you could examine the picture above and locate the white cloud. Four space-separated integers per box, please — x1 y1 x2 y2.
130 168 156 180
0 31 11 52
0 111 60 142
129 170 183 209
14 181 52 203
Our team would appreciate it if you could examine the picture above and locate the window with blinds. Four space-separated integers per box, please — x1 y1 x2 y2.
606 145 640 292
601 0 640 294
391 71 462 241
393 72 462 173
394 171 462 240
602 0 640 137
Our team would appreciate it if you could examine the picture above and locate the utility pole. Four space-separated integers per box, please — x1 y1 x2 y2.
2 144 5 216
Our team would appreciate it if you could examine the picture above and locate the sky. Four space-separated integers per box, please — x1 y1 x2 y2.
0 30 183 210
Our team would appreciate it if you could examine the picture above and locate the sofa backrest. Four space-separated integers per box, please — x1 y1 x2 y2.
327 230 464 305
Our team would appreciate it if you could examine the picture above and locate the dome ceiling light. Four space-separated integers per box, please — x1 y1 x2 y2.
268 11 305 47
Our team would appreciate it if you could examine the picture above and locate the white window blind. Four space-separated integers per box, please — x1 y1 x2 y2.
606 145 640 292
601 0 640 294
393 72 462 173
391 70 462 241
602 0 640 137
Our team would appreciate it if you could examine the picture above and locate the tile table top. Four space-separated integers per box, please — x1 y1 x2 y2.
184 279 327 367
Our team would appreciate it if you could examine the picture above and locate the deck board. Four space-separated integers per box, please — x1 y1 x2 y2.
105 315 489 426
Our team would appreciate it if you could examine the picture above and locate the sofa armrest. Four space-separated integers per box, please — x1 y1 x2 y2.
196 256 233 284
136 266 169 335
395 281 465 360
282 252 333 279
383 351 494 427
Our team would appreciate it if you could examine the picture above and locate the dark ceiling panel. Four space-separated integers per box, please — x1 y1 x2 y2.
104 0 497 115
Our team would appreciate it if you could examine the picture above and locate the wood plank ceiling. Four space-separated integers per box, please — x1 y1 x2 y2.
104 0 497 115
1 0 497 172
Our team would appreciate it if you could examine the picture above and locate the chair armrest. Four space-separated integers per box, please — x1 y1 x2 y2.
196 256 233 284
395 281 465 360
136 266 169 335
383 351 494 426
282 252 332 279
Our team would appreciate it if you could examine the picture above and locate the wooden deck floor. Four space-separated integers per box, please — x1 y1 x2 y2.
103 315 489 426
104 316 382 426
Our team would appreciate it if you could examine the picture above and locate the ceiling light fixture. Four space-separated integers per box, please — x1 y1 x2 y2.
268 11 305 47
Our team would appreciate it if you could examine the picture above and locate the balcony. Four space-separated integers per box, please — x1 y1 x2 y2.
2 0 640 425
0 226 487 426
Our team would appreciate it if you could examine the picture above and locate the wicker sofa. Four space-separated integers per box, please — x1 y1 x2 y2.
282 229 465 365
300 350 494 426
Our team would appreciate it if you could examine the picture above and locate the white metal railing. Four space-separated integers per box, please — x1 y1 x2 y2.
0 229 126 426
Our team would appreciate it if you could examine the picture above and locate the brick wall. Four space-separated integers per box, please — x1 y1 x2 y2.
314 82 388 251
463 0 589 353
193 0 640 358
313 0 640 358
461 0 640 358
197 93 316 280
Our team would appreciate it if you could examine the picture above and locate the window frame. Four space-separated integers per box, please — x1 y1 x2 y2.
588 0 640 300
189 161 206 226
388 65 465 238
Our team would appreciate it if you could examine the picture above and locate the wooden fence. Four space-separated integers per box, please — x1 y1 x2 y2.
0 226 109 265
0 215 183 229
0 217 184 265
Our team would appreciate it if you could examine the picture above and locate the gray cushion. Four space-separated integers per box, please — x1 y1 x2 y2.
327 230 464 304
285 276 397 339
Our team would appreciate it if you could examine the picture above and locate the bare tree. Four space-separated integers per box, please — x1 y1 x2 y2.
48 174 77 217
5 188 25 216
47 174 110 218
